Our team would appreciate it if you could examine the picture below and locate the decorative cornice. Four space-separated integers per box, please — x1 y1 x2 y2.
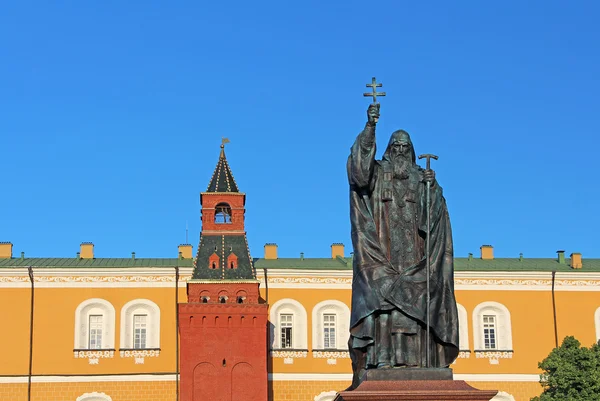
200 192 245 196
312 350 350 364
312 350 350 358
1 268 600 290
475 350 513 365
187 279 259 284
270 349 308 364
73 349 115 364
119 349 160 364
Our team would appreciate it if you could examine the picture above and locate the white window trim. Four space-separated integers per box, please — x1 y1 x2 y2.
595 307 600 341
457 303 469 351
311 300 350 350
269 298 308 350
76 392 112 401
119 299 160 349
74 299 116 350
472 301 513 351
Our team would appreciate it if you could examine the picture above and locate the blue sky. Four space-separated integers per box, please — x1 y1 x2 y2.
1 1 598 259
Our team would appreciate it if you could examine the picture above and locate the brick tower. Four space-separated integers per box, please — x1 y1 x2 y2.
179 141 268 401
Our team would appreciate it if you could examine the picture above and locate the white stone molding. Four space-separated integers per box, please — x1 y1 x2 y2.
457 303 469 351
472 301 513 352
270 350 308 365
314 390 338 401
311 300 350 351
76 392 113 401
73 350 115 365
595 306 600 341
119 299 161 352
475 351 513 365
491 391 516 401
119 349 160 364
458 351 471 359
312 350 350 365
74 298 116 364
269 298 308 350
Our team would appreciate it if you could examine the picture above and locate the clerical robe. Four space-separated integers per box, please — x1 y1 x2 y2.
346 124 459 388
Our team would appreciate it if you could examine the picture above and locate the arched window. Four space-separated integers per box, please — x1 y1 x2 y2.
209 253 220 270
457 303 469 351
120 299 160 350
214 203 232 224
313 391 337 401
218 291 229 304
269 298 308 350
76 393 112 401
227 253 238 269
595 307 600 341
473 302 513 351
311 300 350 350
74 299 116 350
491 391 515 401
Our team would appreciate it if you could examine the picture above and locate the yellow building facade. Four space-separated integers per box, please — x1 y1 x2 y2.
0 240 599 401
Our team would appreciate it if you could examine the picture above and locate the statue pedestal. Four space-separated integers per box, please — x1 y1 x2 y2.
334 369 498 401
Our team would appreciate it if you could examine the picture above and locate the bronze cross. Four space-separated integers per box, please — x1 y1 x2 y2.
363 77 386 103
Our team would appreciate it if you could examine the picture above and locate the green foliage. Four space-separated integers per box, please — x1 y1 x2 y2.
531 336 600 401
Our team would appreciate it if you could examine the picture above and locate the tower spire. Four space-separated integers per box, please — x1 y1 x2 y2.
194 140 254 281
206 138 239 193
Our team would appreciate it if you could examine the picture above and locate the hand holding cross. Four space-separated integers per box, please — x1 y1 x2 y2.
364 77 385 124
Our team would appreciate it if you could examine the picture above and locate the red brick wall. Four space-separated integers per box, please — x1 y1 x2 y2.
179 282 268 401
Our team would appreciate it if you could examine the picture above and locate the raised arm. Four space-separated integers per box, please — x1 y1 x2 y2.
348 104 380 190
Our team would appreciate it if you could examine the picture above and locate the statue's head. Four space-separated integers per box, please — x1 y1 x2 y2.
383 130 416 163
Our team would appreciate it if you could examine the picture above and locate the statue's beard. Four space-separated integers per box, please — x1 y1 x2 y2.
390 154 412 179
390 150 412 164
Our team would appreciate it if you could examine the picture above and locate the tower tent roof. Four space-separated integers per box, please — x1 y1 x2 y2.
206 145 239 193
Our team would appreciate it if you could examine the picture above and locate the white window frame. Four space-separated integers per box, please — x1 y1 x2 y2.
472 301 513 351
120 299 160 350
76 393 112 401
133 314 148 349
88 315 104 349
280 313 294 349
456 303 469 350
482 315 497 350
74 299 116 350
311 300 350 350
269 298 308 350
595 307 600 341
323 313 336 349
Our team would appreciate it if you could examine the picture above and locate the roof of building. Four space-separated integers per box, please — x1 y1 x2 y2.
206 145 239 193
192 235 255 280
0 258 194 268
1 256 599 272
252 256 600 272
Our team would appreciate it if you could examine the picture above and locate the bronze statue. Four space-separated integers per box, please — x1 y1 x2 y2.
347 79 459 389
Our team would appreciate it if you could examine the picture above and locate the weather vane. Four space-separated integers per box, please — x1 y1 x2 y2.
219 137 230 158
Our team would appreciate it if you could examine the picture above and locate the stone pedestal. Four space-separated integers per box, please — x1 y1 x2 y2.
334 369 497 401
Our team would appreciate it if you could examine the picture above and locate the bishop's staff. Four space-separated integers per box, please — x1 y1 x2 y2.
418 153 438 368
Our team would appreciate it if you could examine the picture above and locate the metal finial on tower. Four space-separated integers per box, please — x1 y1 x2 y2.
220 137 230 158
